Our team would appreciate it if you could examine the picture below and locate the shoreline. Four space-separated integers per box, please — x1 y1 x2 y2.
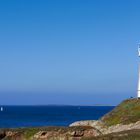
0 98 139 139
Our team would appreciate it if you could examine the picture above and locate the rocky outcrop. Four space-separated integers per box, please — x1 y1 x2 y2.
101 120 140 134
70 120 107 133
69 120 140 135
0 131 6 139
0 126 100 140
70 120 97 127
32 129 99 140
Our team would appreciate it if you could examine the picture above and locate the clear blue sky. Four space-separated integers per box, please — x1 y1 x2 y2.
0 0 140 105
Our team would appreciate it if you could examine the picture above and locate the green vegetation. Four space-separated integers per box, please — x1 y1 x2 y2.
101 98 140 126
82 129 140 140
24 128 39 139
0 126 93 139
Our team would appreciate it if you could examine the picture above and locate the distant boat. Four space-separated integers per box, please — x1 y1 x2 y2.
78 107 81 109
1 107 3 111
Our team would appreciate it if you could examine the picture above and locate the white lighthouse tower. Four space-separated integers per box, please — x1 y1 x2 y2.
137 44 140 98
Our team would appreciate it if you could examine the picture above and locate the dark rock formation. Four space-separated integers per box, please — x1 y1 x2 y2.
0 131 6 139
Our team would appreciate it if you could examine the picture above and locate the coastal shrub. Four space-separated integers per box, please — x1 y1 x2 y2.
24 128 39 139
100 98 140 126
82 129 140 140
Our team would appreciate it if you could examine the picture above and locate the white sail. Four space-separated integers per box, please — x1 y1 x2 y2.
1 107 3 111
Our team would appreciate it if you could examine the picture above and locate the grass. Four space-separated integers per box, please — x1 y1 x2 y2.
100 98 140 126
81 129 140 140
24 128 39 139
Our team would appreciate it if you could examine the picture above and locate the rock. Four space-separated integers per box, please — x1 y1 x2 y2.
69 120 96 127
0 131 6 139
70 120 140 136
33 128 100 140
69 130 84 137
6 131 19 137
101 120 140 134
70 120 106 134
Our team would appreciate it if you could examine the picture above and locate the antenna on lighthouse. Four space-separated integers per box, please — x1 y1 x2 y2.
138 43 140 57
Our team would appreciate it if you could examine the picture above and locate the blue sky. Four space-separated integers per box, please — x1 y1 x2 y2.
0 0 140 105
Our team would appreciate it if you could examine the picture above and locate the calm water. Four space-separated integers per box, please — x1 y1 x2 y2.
0 106 114 128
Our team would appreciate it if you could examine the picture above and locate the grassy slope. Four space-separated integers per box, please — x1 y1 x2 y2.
82 129 140 140
100 98 140 126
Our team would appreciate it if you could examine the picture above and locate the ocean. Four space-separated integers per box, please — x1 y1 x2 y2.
0 106 114 128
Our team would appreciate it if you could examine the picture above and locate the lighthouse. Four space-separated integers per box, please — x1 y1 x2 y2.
137 44 140 98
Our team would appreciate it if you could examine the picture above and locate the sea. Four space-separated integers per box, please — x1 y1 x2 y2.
0 106 114 128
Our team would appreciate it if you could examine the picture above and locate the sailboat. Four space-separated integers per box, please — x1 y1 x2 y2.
1 107 3 112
